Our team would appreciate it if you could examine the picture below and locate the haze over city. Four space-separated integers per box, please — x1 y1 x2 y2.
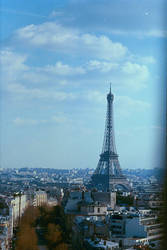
0 0 166 169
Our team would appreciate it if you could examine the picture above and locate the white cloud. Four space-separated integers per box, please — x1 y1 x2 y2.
87 60 118 72
21 71 50 84
0 49 30 90
0 49 28 73
80 33 128 60
110 29 167 38
14 22 128 60
116 95 150 108
122 62 149 79
7 83 76 101
129 54 156 65
0 49 86 90
85 60 150 90
140 56 156 64
42 62 85 75
0 48 88 99
13 114 71 126
121 62 149 89
14 22 78 47
1 40 153 109
115 95 151 117
13 117 39 125
145 29 167 38
86 91 105 103
52 113 70 123
85 91 151 111
1 47 151 100
83 91 151 119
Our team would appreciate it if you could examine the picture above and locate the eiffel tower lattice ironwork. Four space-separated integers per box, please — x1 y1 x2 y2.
91 85 131 191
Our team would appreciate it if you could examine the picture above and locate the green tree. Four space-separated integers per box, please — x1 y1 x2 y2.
46 223 62 249
16 225 39 250
20 206 40 226
15 206 39 250
54 243 68 250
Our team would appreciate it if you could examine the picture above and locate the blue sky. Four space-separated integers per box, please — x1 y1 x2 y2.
0 0 166 169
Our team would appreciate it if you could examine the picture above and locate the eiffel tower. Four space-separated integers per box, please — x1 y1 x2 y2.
91 85 131 191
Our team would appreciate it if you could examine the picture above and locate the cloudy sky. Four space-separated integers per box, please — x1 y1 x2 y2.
0 0 166 169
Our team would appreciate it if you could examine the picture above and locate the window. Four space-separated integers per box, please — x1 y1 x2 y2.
89 206 94 212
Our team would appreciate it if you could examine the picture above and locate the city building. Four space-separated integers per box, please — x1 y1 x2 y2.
0 216 11 250
84 238 119 249
33 190 47 207
10 193 27 226
109 211 163 248
65 189 116 215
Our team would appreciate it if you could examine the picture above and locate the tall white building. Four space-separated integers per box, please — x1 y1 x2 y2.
33 190 47 207
10 194 27 226
109 212 163 248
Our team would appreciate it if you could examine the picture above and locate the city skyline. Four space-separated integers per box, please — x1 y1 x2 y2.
0 0 166 169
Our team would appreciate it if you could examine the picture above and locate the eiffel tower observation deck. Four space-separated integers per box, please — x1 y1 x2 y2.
91 85 131 192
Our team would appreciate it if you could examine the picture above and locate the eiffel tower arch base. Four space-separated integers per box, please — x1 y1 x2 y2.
91 174 131 192
109 177 131 192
